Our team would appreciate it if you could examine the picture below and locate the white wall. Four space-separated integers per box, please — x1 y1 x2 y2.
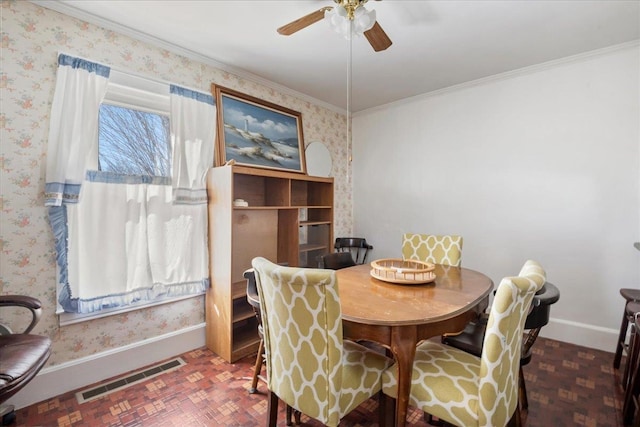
352 44 640 351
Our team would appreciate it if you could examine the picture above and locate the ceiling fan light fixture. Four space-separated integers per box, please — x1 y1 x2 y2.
325 4 376 39
354 7 376 33
325 5 350 39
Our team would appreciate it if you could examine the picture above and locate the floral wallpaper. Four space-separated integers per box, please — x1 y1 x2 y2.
0 1 351 367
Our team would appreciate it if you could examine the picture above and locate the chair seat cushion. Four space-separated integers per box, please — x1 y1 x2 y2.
382 339 481 427
0 334 51 400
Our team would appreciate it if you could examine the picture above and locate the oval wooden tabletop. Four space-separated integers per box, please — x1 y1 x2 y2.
336 263 494 326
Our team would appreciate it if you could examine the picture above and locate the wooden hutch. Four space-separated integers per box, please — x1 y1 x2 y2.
205 165 334 362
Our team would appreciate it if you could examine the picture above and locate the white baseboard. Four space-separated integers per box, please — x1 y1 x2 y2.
6 323 206 410
540 317 618 353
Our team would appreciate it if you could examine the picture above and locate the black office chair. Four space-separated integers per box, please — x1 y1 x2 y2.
441 281 560 417
317 252 356 270
0 295 52 426
334 237 373 265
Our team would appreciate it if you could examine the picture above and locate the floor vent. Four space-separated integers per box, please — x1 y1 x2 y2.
75 357 186 404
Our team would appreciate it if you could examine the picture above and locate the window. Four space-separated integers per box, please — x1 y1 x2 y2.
98 104 171 177
98 69 172 177
50 62 212 324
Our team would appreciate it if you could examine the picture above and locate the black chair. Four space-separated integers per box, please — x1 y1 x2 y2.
624 312 640 426
620 301 640 392
0 295 52 426
334 237 373 265
245 269 264 395
317 252 356 270
442 281 560 416
318 251 391 358
615 289 640 371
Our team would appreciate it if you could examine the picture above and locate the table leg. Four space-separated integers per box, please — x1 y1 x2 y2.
390 326 418 427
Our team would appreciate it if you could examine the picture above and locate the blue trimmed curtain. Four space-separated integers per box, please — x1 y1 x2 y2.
170 85 215 204
45 54 110 206
47 54 215 313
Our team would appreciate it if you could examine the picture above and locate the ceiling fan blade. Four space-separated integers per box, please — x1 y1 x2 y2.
364 21 392 52
277 7 333 36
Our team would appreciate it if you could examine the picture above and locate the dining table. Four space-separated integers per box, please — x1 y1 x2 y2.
336 262 494 427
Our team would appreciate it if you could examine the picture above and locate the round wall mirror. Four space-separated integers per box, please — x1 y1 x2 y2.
305 141 332 177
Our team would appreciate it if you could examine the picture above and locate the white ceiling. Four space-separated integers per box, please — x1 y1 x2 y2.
40 1 639 113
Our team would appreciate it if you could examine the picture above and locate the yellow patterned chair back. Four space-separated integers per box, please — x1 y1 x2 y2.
252 257 393 427
401 233 463 266
382 260 546 427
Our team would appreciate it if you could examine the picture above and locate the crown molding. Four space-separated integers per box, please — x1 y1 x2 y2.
29 1 347 115
355 39 640 117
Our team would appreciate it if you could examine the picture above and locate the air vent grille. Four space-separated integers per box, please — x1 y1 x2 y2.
76 357 186 403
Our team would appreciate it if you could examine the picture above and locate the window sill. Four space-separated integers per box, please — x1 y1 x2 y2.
57 292 205 327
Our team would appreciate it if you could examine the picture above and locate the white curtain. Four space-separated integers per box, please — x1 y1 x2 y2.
65 174 209 313
170 85 216 204
47 56 215 314
45 54 110 206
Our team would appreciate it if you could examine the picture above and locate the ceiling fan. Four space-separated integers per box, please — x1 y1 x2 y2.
277 0 392 52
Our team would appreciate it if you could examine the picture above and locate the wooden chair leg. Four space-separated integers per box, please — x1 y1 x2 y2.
616 308 631 369
377 391 387 427
385 395 397 427
249 339 264 394
285 405 301 425
267 390 278 427
286 406 293 426
519 366 528 412
507 406 522 427
624 319 640 424
424 412 443 425
250 339 300 425
626 324 639 390
624 362 638 423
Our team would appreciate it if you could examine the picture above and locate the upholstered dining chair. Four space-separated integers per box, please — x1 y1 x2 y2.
317 251 356 270
334 237 373 265
401 234 463 267
442 281 560 416
251 257 394 427
245 268 300 425
382 259 546 427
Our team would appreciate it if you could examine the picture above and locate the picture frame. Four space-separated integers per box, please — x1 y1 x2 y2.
212 84 306 174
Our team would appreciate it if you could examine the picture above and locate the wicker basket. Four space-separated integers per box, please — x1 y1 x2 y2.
370 258 436 285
